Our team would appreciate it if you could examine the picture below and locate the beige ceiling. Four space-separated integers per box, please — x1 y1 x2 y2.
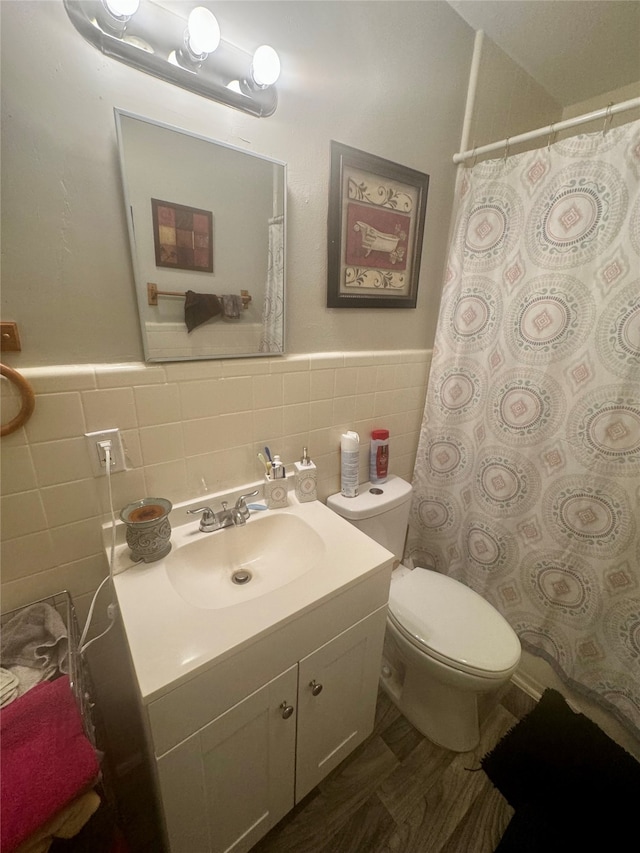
447 0 640 106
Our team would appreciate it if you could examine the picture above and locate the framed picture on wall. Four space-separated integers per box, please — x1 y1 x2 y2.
151 198 213 272
327 142 429 308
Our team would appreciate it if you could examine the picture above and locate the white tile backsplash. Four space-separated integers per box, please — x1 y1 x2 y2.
134 383 181 426
282 371 310 404
30 437 94 486
25 392 86 442
40 479 101 527
252 373 283 409
310 369 335 400
1 490 48 538
81 387 138 431
179 378 224 420
1 350 431 611
1 530 57 582
0 445 37 494
139 423 185 465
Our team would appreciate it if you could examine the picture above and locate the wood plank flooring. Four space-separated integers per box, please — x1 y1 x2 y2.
251 684 536 853
114 683 536 852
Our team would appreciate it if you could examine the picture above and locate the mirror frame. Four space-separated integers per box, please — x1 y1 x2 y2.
114 109 286 362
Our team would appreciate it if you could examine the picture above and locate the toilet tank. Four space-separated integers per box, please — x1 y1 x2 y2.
326 475 413 562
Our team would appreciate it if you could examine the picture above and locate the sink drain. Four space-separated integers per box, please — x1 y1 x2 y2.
232 569 252 585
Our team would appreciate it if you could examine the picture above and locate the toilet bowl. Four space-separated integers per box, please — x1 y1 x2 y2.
327 476 521 752
382 565 520 751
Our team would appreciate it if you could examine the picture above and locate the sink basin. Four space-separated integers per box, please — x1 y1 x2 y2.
111 494 395 702
163 511 325 609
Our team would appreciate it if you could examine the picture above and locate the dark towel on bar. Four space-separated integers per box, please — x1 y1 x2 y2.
184 290 222 332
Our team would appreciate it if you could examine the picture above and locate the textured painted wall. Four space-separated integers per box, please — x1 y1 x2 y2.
1 1 473 366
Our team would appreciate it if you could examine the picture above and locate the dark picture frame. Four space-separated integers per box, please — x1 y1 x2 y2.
327 142 429 308
151 198 213 273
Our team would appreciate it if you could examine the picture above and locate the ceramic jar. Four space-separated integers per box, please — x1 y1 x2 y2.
120 497 172 563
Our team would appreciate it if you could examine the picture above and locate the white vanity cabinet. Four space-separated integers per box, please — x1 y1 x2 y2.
156 664 298 853
113 497 394 853
153 607 387 853
295 607 387 802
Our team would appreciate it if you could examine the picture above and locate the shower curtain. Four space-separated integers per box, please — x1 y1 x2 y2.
259 214 284 353
407 120 640 737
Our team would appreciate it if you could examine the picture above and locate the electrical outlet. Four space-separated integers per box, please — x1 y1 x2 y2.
85 428 126 476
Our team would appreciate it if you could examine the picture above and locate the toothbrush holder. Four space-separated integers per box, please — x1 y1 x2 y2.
263 475 288 509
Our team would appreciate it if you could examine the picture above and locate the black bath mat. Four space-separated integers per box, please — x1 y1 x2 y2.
481 688 640 852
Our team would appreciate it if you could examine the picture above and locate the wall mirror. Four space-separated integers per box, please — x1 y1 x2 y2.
115 110 285 361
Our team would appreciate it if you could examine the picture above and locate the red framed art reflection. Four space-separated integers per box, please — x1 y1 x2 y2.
151 198 213 273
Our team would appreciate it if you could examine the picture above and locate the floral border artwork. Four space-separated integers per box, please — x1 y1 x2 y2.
327 142 429 308
151 198 213 273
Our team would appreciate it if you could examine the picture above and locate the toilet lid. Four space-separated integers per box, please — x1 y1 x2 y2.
388 568 521 674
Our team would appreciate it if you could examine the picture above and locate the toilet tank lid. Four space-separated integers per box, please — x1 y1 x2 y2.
326 475 412 520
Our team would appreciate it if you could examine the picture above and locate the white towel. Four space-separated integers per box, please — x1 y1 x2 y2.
0 667 19 707
1 602 69 674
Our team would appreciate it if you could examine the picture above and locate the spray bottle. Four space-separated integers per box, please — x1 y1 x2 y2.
340 431 360 498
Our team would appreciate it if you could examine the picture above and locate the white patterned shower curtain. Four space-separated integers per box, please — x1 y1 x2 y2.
259 215 284 353
406 120 640 737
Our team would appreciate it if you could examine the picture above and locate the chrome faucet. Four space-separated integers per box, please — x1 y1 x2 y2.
187 490 260 532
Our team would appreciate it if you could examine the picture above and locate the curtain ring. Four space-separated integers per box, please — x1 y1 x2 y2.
602 102 614 136
547 123 556 151
503 137 510 162
471 144 477 168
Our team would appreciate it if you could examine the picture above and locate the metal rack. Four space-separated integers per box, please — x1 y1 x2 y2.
1 589 96 747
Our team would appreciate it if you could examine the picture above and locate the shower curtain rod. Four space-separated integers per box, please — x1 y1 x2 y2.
453 96 640 164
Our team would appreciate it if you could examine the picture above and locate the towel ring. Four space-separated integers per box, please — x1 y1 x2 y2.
1 363 35 436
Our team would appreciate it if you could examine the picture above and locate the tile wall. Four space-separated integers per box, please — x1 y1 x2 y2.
1 349 431 619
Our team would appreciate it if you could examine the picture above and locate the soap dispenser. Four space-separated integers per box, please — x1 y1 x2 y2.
294 447 317 502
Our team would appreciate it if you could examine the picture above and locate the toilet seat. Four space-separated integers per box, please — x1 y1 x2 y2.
388 567 520 677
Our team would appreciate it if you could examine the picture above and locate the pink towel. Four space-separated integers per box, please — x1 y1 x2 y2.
0 676 99 852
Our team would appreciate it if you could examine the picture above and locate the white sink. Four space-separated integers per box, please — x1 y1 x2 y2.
110 493 394 702
164 512 325 609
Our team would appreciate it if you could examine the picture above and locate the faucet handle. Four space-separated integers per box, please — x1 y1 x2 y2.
187 506 219 531
235 489 260 519
187 506 215 519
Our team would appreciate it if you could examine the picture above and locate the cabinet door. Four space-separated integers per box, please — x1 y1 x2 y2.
157 664 298 853
295 606 387 801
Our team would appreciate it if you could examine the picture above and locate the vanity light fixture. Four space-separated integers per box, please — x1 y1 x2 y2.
63 0 280 117
250 45 281 88
176 6 220 69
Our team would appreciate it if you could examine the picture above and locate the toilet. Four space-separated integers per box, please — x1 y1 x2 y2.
327 475 521 752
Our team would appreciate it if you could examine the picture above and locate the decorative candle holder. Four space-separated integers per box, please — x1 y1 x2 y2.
120 497 172 563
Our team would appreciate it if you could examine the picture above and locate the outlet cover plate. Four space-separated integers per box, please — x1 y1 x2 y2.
85 428 126 476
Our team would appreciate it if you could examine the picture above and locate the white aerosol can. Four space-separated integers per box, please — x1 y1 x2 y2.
340 431 360 498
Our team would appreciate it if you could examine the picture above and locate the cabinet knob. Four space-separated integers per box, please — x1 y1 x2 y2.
280 701 294 719
309 680 323 696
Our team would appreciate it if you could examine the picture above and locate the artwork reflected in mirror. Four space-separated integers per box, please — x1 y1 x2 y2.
115 110 285 361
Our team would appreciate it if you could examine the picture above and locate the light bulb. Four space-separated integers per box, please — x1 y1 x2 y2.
187 7 220 57
252 45 280 88
104 0 139 19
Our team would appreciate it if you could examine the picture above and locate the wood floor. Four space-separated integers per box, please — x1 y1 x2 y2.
115 683 536 853
251 684 536 853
